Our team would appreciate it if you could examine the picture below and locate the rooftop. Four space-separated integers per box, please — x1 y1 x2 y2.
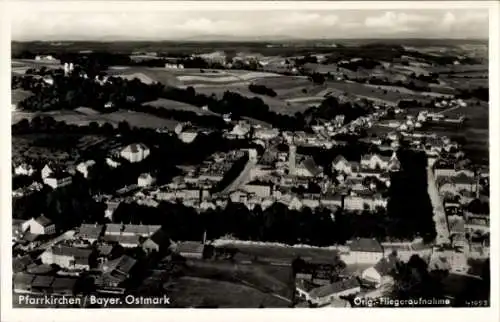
176 241 204 254
349 238 383 253
308 277 360 299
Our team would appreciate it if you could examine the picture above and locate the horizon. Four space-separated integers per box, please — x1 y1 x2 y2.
11 7 489 42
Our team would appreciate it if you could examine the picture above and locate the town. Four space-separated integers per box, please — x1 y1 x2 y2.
10 20 490 308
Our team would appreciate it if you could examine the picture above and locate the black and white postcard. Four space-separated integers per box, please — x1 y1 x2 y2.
1 1 498 322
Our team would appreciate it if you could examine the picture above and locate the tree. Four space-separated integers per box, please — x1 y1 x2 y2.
118 120 131 133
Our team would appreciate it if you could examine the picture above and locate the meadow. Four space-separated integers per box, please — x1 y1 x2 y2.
12 109 180 130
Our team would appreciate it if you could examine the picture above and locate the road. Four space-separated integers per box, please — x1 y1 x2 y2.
220 158 258 195
437 105 462 115
427 167 451 245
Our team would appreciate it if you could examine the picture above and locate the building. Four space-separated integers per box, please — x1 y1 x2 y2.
242 181 273 198
343 238 384 264
76 160 96 178
43 172 72 189
179 130 198 144
344 195 388 211
14 163 35 176
254 128 279 140
122 224 161 237
120 143 150 163
103 234 141 248
332 156 360 175
295 157 323 178
142 229 170 253
297 277 361 307
40 245 93 270
96 255 136 290
360 154 392 170
105 223 123 236
41 164 55 179
361 254 399 288
76 224 104 244
138 173 156 187
175 241 205 259
21 215 56 235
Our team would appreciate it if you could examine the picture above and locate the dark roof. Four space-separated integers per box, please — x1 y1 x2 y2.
23 231 40 242
13 272 35 286
13 255 34 273
374 255 398 276
177 241 204 254
32 275 55 288
105 223 123 234
309 277 360 298
98 244 114 256
123 224 161 236
301 157 322 176
78 224 103 238
35 215 53 227
332 155 347 165
147 229 170 247
51 245 93 260
103 234 140 246
101 255 136 275
349 238 383 253
51 277 78 291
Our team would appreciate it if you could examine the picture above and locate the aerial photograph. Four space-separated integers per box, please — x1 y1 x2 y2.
8 3 490 309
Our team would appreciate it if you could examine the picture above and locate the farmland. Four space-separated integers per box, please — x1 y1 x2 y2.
12 134 121 166
141 98 218 116
11 89 34 105
106 67 283 88
12 109 180 130
420 100 489 165
167 276 290 308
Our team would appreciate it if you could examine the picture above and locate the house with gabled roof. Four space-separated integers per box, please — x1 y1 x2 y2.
361 254 399 288
43 171 73 189
104 223 124 236
174 241 205 259
343 238 384 264
120 143 150 163
332 155 360 175
96 255 137 289
122 224 161 237
76 224 104 244
360 154 392 170
41 245 93 270
21 215 56 235
295 157 323 178
305 277 361 307
142 229 171 254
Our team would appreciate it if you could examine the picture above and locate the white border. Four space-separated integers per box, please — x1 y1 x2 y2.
1 2 498 322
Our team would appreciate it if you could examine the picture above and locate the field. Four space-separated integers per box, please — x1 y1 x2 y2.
141 98 218 116
11 89 34 105
167 276 290 308
12 109 180 130
106 67 283 88
225 244 340 264
322 81 435 105
420 100 489 165
12 134 120 165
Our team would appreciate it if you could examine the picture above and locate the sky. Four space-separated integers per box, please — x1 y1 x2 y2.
11 6 489 41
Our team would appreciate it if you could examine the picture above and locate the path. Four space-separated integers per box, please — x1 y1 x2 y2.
220 158 257 195
437 105 462 115
427 167 451 245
